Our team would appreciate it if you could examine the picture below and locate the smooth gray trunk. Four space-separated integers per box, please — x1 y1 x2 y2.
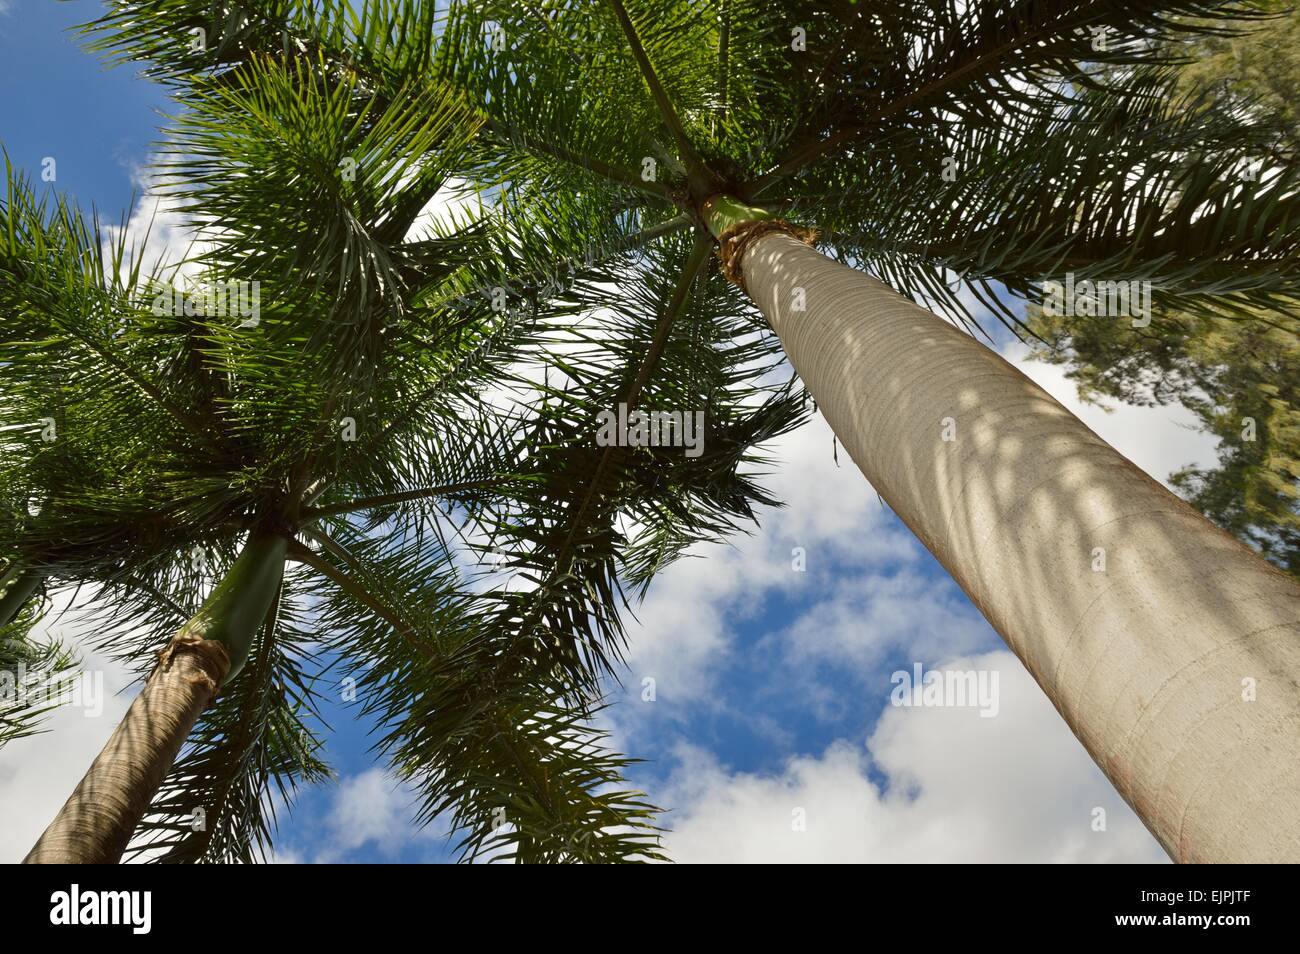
741 231 1300 863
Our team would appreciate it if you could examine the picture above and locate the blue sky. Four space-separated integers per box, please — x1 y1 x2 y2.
1 2 1216 863
0 2 170 216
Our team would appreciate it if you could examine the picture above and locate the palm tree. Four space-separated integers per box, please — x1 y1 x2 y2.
443 0 1300 864
0 0 812 865
1 61 672 862
47 0 1300 862
1 161 197 747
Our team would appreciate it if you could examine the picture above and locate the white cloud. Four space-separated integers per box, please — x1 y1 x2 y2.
404 177 482 243
104 162 207 286
0 610 138 863
782 568 993 673
320 768 422 858
618 410 921 709
658 650 1167 863
277 768 446 864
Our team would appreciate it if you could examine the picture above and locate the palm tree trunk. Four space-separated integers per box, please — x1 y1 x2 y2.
705 199 1300 863
23 533 287 864
0 564 42 627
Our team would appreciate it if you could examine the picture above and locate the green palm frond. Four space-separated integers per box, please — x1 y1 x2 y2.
294 524 666 862
791 64 1298 331
43 0 1300 865
0 594 78 748
6 6 681 858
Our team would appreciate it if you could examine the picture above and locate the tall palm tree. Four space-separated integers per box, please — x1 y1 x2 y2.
439 0 1300 863
46 0 1300 862
1 57 678 862
1 0 809 865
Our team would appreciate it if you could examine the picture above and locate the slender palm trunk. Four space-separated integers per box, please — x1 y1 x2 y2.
0 564 42 627
707 199 1300 863
23 533 287 864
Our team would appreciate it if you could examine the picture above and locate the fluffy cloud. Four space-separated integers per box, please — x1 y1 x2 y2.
103 162 208 285
0 629 137 863
404 176 481 243
617 410 921 708
780 567 994 674
269 767 454 864
317 769 434 860
658 650 1168 863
